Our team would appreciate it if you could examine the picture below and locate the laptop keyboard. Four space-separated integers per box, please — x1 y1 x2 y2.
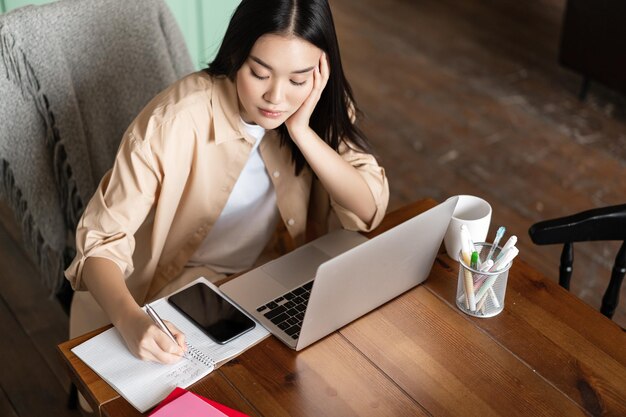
256 280 314 340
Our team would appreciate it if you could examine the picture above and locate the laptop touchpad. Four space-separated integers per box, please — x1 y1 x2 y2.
261 246 331 289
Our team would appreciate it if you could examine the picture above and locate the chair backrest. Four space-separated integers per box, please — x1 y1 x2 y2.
0 0 194 298
528 204 626 320
560 0 626 96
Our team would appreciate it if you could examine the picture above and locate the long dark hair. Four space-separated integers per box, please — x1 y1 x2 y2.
206 0 373 175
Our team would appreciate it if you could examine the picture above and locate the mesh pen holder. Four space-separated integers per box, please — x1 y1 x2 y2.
456 243 512 318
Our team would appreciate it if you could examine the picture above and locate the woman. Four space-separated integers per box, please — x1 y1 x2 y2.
65 0 389 364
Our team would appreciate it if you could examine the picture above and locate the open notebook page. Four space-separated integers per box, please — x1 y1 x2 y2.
71 278 269 413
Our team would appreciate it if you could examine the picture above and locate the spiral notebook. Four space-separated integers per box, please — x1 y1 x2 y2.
71 278 270 413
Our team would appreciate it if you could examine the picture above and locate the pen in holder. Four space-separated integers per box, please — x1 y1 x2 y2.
456 243 513 318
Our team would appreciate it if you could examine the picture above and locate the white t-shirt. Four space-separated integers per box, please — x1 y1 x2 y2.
187 119 280 273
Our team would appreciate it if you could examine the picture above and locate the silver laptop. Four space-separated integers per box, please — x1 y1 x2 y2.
219 197 458 350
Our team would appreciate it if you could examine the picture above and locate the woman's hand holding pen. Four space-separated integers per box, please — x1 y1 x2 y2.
116 307 187 364
82 258 187 364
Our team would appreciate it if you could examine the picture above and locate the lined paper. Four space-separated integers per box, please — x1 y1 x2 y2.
72 279 269 413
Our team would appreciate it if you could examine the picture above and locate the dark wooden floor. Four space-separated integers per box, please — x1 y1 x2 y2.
333 0 626 327
0 199 83 417
1 0 624 416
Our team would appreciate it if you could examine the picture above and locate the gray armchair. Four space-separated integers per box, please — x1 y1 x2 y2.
0 0 194 311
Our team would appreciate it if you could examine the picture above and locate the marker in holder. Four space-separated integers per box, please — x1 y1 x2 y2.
456 243 514 318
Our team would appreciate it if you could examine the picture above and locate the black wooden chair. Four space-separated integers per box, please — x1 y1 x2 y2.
528 204 626 321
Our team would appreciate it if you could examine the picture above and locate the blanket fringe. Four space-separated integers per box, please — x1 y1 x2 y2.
0 24 84 237
0 25 83 294
0 160 65 296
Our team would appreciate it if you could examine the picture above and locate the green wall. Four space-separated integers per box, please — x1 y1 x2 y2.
0 0 240 70
165 0 240 69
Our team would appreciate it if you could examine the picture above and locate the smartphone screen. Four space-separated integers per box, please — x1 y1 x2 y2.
167 283 255 344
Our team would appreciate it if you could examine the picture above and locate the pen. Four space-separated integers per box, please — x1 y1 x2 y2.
145 303 187 358
490 246 519 272
480 260 494 271
485 226 505 263
461 224 477 254
470 251 479 269
475 247 519 302
497 235 517 261
473 259 494 290
457 259 494 305
460 225 477 311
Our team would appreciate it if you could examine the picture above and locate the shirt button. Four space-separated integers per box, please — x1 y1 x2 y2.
272 170 280 178
287 218 295 226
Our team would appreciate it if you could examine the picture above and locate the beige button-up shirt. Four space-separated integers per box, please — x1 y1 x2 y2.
65 71 389 303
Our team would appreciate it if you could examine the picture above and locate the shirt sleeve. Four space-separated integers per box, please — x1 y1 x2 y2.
64 129 161 291
330 141 389 232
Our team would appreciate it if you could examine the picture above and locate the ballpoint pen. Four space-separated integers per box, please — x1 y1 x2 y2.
145 303 188 359
485 226 505 263
496 235 517 261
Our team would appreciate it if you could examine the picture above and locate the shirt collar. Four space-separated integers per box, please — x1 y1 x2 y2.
210 75 255 145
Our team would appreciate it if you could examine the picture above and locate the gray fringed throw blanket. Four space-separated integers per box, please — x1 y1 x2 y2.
0 0 193 295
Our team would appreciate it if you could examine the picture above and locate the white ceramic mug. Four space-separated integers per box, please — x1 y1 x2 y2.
444 195 492 261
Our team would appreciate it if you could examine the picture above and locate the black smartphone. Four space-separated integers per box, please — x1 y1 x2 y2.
167 282 255 344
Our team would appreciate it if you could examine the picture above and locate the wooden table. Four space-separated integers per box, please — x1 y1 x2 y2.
58 199 626 417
